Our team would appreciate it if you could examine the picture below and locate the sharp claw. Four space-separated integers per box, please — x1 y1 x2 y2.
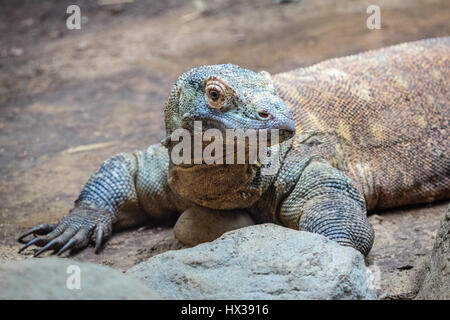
18 237 40 253
18 224 54 244
56 238 76 256
18 228 39 244
94 226 103 254
34 239 58 257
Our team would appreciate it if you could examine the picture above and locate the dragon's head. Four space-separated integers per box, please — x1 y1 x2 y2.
163 64 295 148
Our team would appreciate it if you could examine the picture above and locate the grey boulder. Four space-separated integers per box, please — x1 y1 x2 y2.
128 223 377 299
416 204 450 300
0 257 160 299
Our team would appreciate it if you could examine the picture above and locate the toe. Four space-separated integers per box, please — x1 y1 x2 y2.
18 224 56 244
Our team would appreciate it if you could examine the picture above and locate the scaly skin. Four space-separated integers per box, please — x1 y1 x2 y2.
18 38 449 257
274 37 450 210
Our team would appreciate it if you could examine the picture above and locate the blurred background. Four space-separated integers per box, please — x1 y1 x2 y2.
0 0 449 299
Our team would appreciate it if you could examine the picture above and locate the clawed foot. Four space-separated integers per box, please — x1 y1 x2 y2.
18 204 113 257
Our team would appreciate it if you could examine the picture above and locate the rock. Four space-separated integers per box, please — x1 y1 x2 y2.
76 40 90 51
174 206 255 246
10 47 24 57
0 258 161 300
416 205 450 299
128 223 377 299
366 202 446 299
20 18 36 29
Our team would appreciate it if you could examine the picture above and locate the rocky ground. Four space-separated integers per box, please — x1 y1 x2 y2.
416 205 450 299
128 224 377 300
0 257 160 299
0 0 449 299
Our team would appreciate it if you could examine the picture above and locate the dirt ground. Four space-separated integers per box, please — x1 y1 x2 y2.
0 0 449 299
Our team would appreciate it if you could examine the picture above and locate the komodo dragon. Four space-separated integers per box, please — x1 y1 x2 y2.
18 37 449 257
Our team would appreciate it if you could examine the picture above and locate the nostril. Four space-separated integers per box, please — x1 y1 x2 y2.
257 110 271 120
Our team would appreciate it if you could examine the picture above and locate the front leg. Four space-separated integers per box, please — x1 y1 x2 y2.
18 144 175 256
279 159 374 256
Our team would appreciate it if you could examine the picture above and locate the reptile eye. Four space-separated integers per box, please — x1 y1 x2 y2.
257 110 271 119
208 89 220 102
